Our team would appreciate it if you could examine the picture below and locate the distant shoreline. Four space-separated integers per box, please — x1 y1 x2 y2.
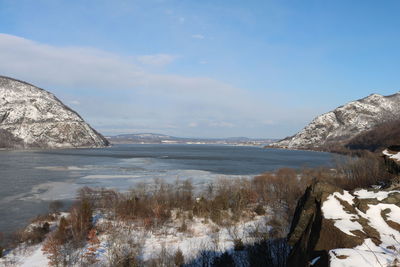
108 141 271 147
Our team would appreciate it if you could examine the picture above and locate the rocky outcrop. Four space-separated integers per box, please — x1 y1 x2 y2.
383 146 400 174
287 181 400 267
271 93 400 150
0 76 109 149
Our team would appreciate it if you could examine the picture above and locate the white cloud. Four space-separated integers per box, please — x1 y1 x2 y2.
0 34 241 102
0 33 285 137
191 34 205 40
137 54 177 67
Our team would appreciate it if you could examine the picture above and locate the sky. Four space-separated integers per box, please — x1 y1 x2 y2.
0 0 400 138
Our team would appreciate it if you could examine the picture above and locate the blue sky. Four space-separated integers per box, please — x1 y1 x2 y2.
0 0 400 138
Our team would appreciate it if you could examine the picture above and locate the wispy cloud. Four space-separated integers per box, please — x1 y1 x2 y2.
137 54 177 67
191 34 205 39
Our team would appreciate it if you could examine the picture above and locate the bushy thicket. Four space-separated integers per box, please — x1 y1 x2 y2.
333 152 394 189
100 175 299 232
41 191 94 266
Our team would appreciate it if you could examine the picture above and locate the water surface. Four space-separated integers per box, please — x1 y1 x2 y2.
0 144 334 235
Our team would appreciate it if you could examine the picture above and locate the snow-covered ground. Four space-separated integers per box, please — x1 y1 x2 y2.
0 210 270 266
3 245 48 267
320 188 400 266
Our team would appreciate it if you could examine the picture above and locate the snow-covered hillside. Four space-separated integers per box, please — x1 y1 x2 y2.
0 76 109 149
272 92 400 149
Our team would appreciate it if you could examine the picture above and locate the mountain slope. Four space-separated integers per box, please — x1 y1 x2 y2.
0 76 109 149
271 92 400 150
346 119 400 151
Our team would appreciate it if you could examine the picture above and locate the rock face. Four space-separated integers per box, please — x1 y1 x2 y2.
0 76 109 149
287 181 400 267
272 92 400 150
383 146 400 174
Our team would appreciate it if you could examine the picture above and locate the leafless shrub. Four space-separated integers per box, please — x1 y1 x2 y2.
105 228 144 267
253 204 265 215
247 222 269 243
42 233 65 266
41 216 80 266
113 179 196 229
70 198 93 247
233 238 245 251
146 243 175 267
252 168 312 234
333 152 394 190
178 219 188 233
210 229 221 252
174 248 185 266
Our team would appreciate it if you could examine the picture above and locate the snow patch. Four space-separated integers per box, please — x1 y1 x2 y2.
321 192 362 236
354 189 400 201
383 149 400 161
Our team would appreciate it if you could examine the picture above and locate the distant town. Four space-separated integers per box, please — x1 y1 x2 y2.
106 133 277 146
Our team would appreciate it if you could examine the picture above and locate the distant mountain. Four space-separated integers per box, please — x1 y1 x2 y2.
110 133 176 142
0 76 109 149
271 92 400 150
106 133 276 146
